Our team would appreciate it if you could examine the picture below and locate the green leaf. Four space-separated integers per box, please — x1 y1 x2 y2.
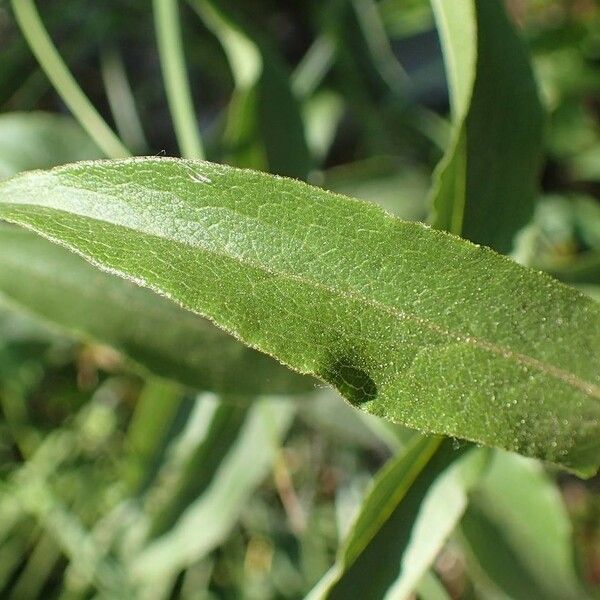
461 451 588 600
190 0 311 179
417 571 452 600
0 157 599 475
0 225 310 395
309 437 487 599
147 400 250 539
123 378 186 492
430 0 544 253
9 533 61 600
0 112 101 179
130 397 294 587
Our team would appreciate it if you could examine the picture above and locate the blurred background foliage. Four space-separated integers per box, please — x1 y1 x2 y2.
1 0 600 598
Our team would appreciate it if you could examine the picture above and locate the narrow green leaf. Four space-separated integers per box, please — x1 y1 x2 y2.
189 0 311 179
309 437 487 599
430 0 544 252
123 378 186 492
153 0 205 160
99 45 149 154
0 225 310 395
130 397 294 586
417 571 452 600
461 451 588 600
147 399 249 539
0 521 37 594
430 0 476 122
10 533 61 600
0 158 599 474
10 0 130 159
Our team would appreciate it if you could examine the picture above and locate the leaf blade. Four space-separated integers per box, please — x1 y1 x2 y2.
0 157 598 474
430 0 544 252
309 437 487 599
461 451 589 600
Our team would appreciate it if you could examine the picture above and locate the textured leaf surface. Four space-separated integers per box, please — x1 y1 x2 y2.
0 225 310 395
0 158 599 474
430 0 544 252
309 437 487 599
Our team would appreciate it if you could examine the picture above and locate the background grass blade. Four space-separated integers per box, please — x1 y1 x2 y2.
189 0 311 179
131 397 295 587
123 378 186 493
10 0 130 159
429 0 544 252
99 45 149 155
0 157 599 474
153 0 204 160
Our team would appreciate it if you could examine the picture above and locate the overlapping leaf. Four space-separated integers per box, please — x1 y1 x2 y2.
461 451 588 599
0 225 310 395
309 437 487 599
430 0 544 253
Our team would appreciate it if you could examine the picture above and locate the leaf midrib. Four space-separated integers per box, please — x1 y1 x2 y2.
4 203 599 401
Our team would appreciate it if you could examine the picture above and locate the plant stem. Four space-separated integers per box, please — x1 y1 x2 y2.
153 0 205 159
11 0 131 159
100 45 149 153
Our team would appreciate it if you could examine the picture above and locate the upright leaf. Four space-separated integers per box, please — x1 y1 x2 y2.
308 437 487 599
430 0 544 253
189 0 311 179
0 158 599 474
123 378 187 492
130 397 294 587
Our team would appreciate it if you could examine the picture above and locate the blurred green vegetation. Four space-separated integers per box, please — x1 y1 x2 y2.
1 0 600 598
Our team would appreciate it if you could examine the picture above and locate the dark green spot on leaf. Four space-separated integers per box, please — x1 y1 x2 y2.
320 355 378 406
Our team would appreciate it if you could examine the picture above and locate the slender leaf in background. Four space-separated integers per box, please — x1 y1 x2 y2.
9 533 62 600
430 0 544 253
309 437 487 599
0 519 37 594
0 225 311 395
461 451 588 600
123 378 186 492
130 397 295 587
153 0 205 160
99 45 149 155
147 400 249 539
10 0 131 159
189 0 311 179
0 157 599 474
417 571 452 600
0 112 101 179
187 0 264 170
351 0 408 96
